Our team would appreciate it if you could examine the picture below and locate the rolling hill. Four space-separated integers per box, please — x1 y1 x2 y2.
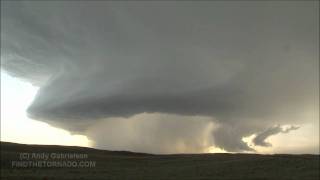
1 141 319 180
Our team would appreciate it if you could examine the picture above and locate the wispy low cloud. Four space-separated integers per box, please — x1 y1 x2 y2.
253 125 300 147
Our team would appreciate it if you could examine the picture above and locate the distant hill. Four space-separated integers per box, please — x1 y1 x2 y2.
1 141 319 180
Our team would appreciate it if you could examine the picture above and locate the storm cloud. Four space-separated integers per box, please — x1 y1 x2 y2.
86 113 215 154
1 1 318 152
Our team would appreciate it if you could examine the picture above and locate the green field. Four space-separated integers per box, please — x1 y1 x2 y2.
1 142 319 180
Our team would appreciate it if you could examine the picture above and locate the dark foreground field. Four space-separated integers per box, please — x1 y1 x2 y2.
1 142 319 180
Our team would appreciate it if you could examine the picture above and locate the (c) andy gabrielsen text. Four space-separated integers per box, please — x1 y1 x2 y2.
12 152 96 168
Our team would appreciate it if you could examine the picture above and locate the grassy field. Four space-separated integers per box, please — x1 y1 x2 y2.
1 141 319 180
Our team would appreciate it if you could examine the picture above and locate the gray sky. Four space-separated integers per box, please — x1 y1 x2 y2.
1 1 319 153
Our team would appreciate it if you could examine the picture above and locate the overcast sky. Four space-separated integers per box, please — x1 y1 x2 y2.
1 1 319 154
